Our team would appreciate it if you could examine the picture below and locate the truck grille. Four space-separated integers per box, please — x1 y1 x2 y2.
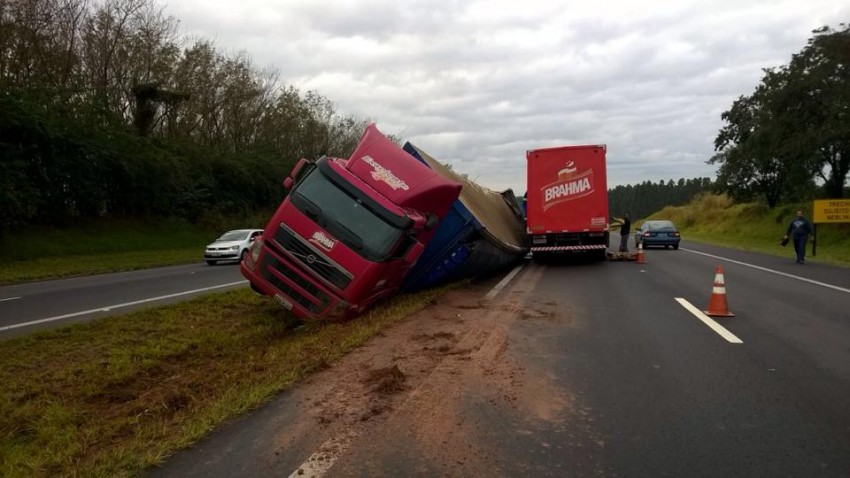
260 255 330 314
273 225 353 290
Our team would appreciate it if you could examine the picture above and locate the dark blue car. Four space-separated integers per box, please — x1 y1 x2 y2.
635 220 681 249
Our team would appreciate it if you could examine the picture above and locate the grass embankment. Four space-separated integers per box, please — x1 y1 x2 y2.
646 194 850 267
0 286 451 477
0 215 271 284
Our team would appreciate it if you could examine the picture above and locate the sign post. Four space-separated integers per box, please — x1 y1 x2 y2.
811 199 850 257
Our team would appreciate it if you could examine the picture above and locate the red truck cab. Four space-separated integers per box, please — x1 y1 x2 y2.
241 124 461 319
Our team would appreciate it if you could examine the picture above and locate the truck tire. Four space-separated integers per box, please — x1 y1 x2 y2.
250 282 265 295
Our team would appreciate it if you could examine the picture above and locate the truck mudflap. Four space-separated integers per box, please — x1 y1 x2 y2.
531 245 607 251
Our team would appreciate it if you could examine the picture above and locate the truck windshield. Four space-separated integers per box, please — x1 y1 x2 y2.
291 168 406 262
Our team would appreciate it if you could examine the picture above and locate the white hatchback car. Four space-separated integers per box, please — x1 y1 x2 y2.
204 229 264 265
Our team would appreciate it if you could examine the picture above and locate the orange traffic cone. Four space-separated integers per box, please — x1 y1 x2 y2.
704 266 734 317
635 242 646 264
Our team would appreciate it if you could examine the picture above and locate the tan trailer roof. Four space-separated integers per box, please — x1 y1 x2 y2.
408 145 527 252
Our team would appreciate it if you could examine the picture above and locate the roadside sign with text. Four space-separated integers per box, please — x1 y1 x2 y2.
813 199 850 224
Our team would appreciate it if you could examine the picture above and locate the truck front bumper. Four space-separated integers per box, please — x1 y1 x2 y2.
241 247 345 320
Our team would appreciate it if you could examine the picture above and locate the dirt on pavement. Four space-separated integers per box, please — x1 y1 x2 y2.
253 263 604 477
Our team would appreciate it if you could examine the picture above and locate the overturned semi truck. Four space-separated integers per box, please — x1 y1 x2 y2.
242 124 528 320
241 124 461 320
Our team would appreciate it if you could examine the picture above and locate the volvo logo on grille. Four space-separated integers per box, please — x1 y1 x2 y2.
306 254 317 264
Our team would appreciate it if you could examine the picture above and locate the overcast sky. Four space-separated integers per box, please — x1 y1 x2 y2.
166 0 848 193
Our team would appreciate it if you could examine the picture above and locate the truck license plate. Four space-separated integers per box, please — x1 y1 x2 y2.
274 294 293 310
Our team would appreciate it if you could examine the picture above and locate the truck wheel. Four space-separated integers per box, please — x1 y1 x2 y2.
249 282 265 295
206 260 217 266
341 308 361 321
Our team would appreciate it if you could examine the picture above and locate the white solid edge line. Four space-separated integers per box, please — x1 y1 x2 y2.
682 248 850 294
288 430 358 478
0 296 22 303
0 281 247 332
675 298 743 344
484 264 525 300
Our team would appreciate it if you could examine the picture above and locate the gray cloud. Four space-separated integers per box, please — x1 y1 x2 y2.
166 0 850 192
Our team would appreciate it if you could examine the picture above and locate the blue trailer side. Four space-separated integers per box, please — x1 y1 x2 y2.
401 143 528 292
401 201 477 291
401 144 481 291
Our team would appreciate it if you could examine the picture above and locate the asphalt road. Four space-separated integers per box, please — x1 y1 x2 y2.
510 242 850 476
0 262 247 339
146 241 850 477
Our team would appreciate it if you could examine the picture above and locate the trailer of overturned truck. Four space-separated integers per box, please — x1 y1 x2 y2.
401 143 528 292
241 124 528 320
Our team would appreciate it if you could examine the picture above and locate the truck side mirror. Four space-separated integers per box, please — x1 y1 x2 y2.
284 157 318 190
425 213 439 230
290 158 308 179
404 241 424 263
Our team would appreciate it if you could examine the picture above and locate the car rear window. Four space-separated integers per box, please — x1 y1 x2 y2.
648 221 676 230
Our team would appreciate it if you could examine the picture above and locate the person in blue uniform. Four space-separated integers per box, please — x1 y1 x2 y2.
784 210 813 264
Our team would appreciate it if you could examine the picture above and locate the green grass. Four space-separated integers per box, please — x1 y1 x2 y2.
644 194 850 267
0 286 452 478
0 215 271 284
0 248 202 284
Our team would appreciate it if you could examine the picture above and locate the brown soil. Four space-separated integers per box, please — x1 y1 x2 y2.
272 264 595 476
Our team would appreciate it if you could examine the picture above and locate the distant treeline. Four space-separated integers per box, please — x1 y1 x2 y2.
1 0 370 235
608 178 713 219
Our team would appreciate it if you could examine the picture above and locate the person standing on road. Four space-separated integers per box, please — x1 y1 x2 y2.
612 213 631 252
784 209 813 264
522 192 527 220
